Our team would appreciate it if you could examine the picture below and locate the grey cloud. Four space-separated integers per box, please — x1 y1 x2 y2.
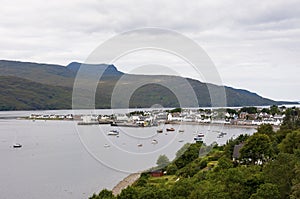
0 0 299 100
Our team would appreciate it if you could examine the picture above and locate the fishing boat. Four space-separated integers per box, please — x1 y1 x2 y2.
151 139 158 144
194 136 203 142
166 128 175 132
217 132 227 138
197 133 205 137
194 133 204 142
13 143 22 148
107 130 119 136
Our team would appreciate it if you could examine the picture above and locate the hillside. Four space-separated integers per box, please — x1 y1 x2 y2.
0 60 296 110
0 76 72 110
90 108 300 199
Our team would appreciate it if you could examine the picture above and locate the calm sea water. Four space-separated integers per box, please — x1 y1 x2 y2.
0 110 256 199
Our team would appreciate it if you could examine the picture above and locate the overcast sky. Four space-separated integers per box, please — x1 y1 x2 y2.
1 0 300 101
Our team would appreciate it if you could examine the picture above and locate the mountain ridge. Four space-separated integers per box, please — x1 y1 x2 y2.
0 60 297 110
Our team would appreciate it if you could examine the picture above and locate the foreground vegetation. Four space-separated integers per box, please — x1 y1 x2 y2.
90 107 300 199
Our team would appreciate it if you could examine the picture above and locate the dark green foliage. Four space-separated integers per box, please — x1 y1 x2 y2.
215 156 234 171
117 186 138 199
166 163 178 175
173 142 203 169
223 134 250 159
240 133 273 164
167 108 182 113
250 183 280 199
281 108 300 130
240 106 258 114
257 124 274 137
171 179 195 198
270 105 280 115
189 181 230 199
89 189 114 199
226 108 237 115
279 130 300 154
134 173 149 187
263 153 299 198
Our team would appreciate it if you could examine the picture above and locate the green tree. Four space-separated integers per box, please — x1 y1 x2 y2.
223 134 249 159
215 156 234 171
281 108 300 130
290 183 300 199
90 189 115 199
117 186 138 199
240 107 258 114
171 179 195 198
270 105 279 116
279 130 300 154
263 153 298 198
250 183 280 199
226 108 237 115
166 163 178 175
189 181 230 199
240 133 273 164
257 124 274 137
174 142 202 169
156 154 170 169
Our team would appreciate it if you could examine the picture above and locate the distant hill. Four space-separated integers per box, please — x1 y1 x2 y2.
0 76 72 110
0 60 297 110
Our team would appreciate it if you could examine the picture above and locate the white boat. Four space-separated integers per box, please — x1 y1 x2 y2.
13 143 22 148
151 139 158 144
107 130 119 136
104 144 110 148
196 133 205 137
194 137 203 142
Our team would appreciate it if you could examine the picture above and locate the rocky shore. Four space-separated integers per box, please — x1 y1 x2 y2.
112 173 141 196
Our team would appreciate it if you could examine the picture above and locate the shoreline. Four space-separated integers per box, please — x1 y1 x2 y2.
111 173 141 196
11 117 264 129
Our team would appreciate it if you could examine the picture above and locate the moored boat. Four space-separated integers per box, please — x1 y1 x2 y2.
107 130 119 136
151 139 158 144
197 133 205 137
13 143 22 148
194 136 203 142
217 132 227 138
166 128 175 132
